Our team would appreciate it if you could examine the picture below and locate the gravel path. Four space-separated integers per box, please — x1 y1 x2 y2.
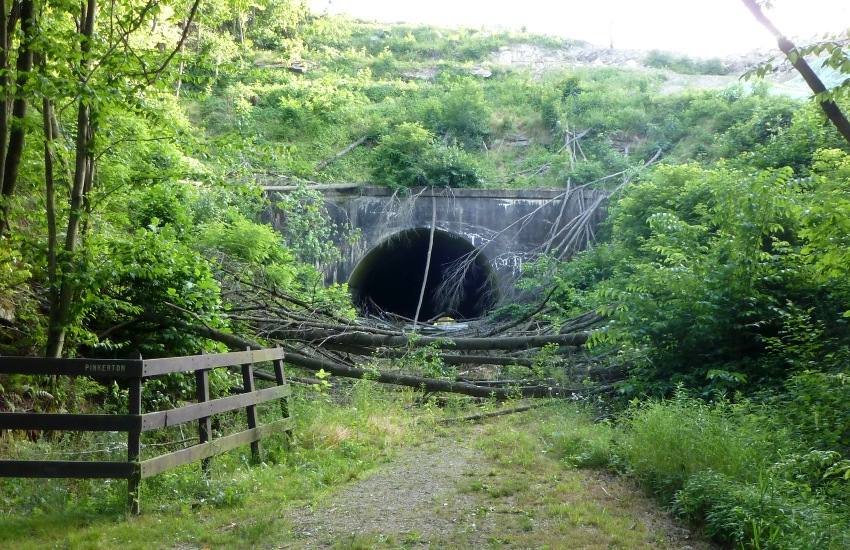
282 421 713 549
286 426 488 546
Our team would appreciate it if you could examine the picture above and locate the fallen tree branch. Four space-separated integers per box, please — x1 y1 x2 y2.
263 182 369 192
314 135 370 172
268 328 590 350
168 318 592 400
439 401 553 423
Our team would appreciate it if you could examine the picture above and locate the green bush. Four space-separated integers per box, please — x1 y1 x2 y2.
674 471 850 549
614 392 850 548
775 371 850 452
423 79 491 149
371 123 482 188
371 122 434 187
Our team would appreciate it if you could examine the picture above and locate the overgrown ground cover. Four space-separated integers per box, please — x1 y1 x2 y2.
0 383 709 549
8 377 846 548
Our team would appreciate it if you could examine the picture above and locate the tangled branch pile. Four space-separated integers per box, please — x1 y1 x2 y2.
164 266 616 400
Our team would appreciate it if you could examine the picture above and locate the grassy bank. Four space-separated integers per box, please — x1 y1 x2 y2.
0 382 697 549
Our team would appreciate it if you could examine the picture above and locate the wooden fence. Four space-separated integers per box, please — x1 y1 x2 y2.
0 348 292 514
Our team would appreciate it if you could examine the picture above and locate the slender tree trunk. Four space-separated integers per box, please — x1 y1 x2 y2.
0 0 21 204
0 0 10 197
413 192 436 329
46 0 97 358
0 0 34 238
175 41 185 99
43 96 58 326
741 0 850 146
80 117 96 238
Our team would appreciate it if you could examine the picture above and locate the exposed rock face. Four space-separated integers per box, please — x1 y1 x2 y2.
468 65 492 78
0 304 14 324
397 40 776 86
493 42 646 72
402 67 439 81
492 41 772 75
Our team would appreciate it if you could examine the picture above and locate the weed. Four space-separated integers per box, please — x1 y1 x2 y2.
544 409 616 469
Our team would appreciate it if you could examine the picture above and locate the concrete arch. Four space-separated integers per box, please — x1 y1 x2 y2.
348 228 499 322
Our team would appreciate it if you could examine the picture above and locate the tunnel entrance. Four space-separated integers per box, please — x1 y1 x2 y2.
349 228 499 322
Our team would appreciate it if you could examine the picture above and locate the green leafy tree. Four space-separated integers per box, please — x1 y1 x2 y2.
0 0 203 357
594 163 836 393
423 79 491 149
371 122 435 187
798 149 850 313
371 122 481 188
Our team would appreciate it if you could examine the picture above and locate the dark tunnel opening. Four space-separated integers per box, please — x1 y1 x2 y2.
348 228 499 322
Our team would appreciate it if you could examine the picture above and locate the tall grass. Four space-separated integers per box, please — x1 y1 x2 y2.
616 392 777 501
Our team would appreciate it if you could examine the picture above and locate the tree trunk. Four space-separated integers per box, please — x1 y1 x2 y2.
162 317 592 400
46 0 97 358
314 135 369 172
43 97 58 319
413 193 436 328
0 0 34 238
264 328 589 350
0 0 10 199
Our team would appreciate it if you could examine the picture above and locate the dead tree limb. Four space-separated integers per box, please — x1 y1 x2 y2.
413 192 437 329
280 348 563 399
265 328 590 350
484 287 559 337
314 135 370 172
166 318 594 400
439 402 553 423
440 354 534 367
263 182 369 192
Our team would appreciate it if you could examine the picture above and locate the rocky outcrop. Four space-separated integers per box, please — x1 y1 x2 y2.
491 41 771 75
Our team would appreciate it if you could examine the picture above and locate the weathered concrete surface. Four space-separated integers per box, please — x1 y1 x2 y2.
314 186 608 293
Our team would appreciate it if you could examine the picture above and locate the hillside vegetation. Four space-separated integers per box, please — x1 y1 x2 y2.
1 0 850 547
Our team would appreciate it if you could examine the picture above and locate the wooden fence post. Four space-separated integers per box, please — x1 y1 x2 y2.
196 351 212 475
127 365 142 515
272 347 289 421
241 347 260 463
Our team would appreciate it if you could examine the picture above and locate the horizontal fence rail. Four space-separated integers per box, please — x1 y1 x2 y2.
0 348 292 514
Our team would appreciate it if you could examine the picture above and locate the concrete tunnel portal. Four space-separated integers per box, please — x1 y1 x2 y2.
348 228 499 322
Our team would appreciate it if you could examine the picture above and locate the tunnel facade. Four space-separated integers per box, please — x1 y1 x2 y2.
266 186 609 315
348 228 498 321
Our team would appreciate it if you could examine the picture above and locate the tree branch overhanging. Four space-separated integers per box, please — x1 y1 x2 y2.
742 0 850 146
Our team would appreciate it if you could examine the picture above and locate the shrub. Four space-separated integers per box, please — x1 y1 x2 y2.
422 144 481 188
423 80 491 149
371 123 482 188
674 471 850 549
371 122 434 187
774 371 850 453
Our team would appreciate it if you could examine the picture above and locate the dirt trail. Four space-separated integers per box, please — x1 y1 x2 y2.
284 421 712 549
